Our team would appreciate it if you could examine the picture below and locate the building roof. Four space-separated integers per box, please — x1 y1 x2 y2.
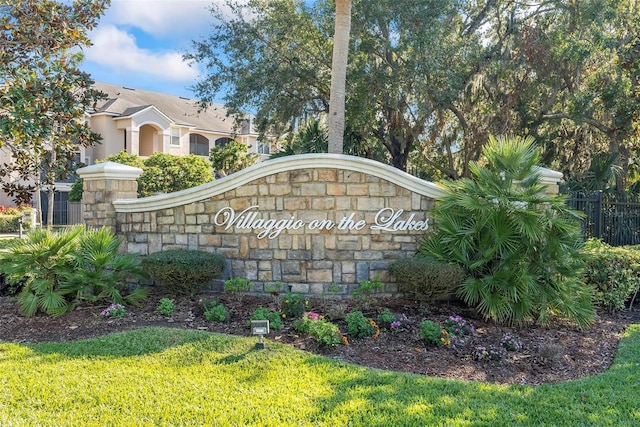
91 82 245 135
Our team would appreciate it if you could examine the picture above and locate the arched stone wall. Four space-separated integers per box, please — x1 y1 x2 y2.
77 154 562 297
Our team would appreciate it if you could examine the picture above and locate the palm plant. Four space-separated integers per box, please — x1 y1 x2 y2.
0 226 146 317
0 226 82 317
420 135 595 328
69 227 147 306
271 119 329 158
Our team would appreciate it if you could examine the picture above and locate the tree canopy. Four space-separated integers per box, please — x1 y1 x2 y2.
0 0 110 225
188 0 640 188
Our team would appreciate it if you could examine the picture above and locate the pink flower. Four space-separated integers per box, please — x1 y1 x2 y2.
306 311 322 321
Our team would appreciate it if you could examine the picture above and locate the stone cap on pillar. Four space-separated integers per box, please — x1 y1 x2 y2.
534 166 564 187
77 161 143 181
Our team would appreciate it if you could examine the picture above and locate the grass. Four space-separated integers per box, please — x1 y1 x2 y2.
1 326 639 426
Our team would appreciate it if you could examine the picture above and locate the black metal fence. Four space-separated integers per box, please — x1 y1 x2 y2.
40 192 83 226
566 191 640 246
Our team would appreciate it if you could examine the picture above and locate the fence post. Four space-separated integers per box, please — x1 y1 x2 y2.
594 190 603 239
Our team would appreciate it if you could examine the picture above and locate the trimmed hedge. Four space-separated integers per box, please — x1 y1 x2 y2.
0 214 20 232
583 239 640 312
141 249 226 296
389 255 465 302
0 207 33 232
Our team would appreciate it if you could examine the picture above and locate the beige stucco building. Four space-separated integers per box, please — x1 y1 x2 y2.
0 82 268 214
84 82 267 165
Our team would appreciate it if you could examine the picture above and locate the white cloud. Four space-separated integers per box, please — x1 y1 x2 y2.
85 25 199 82
80 0 249 97
102 0 229 38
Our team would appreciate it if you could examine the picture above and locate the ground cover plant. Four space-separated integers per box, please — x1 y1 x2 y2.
1 291 635 386
1 325 639 426
156 297 175 316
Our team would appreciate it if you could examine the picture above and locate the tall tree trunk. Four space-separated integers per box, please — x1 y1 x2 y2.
327 0 351 154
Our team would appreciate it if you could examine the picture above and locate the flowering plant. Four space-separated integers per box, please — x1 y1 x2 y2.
306 311 322 321
420 320 450 346
294 311 343 346
390 314 412 332
443 315 474 337
500 332 523 351
370 320 380 340
346 311 376 339
281 292 307 318
101 303 125 319
473 345 503 361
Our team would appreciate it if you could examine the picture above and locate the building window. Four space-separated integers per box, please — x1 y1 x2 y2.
170 128 181 146
257 140 270 155
189 133 210 156
215 137 233 148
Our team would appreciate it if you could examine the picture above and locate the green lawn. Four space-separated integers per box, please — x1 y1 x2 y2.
1 326 638 426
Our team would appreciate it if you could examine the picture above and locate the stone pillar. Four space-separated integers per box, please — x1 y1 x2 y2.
77 161 143 231
536 167 564 195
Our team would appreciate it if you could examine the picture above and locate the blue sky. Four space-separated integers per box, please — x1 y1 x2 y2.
80 0 226 99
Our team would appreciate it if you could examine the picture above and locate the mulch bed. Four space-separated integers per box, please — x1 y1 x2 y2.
1 291 638 385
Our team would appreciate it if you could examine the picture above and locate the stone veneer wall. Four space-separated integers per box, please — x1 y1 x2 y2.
77 154 562 297
79 155 444 297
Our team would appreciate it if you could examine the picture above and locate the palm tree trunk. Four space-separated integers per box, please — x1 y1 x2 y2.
327 0 351 154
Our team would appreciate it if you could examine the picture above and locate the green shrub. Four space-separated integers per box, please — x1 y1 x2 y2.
345 310 376 339
0 206 33 232
352 276 384 308
71 151 213 200
138 153 214 197
293 312 342 347
389 255 465 301
420 320 450 346
68 179 84 202
141 250 226 296
0 226 146 317
582 239 640 312
420 135 595 328
224 277 252 303
377 308 396 329
0 238 19 250
0 214 20 232
203 300 230 323
281 292 306 318
250 307 283 330
210 140 259 177
156 298 175 316
0 270 25 296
